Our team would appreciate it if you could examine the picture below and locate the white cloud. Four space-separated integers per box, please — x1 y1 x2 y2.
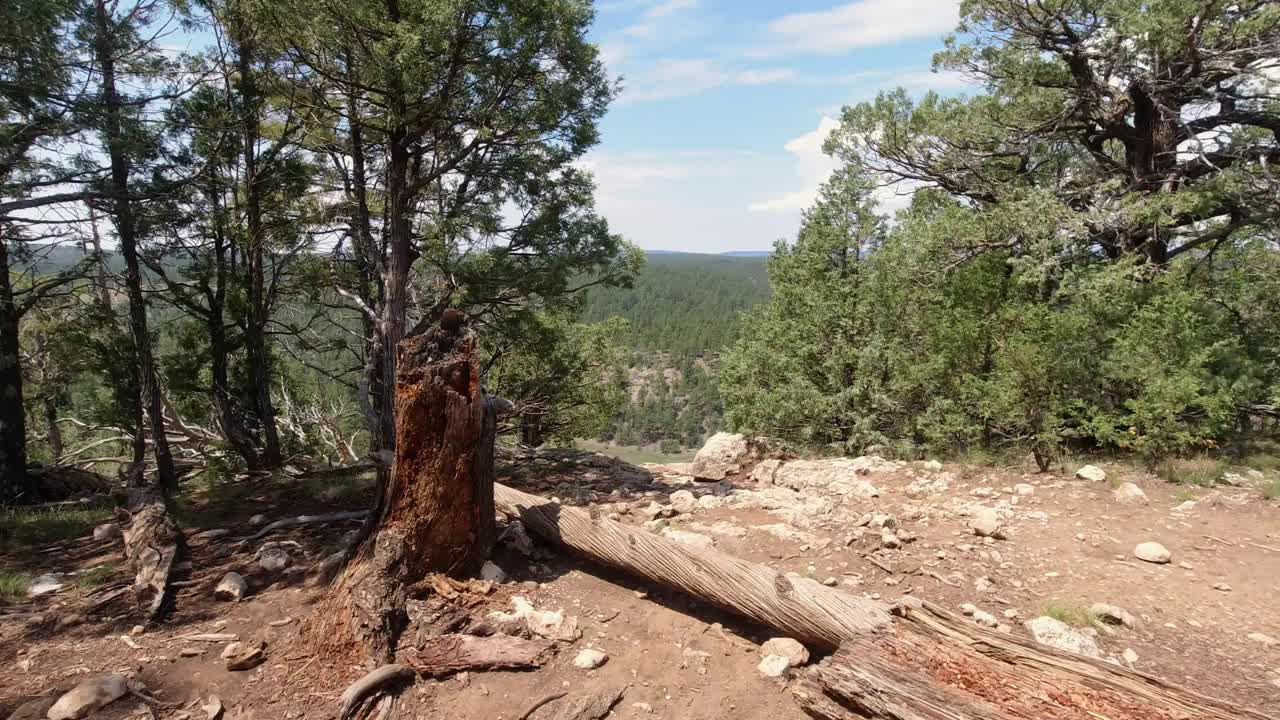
620 58 728 103
763 0 960 55
749 117 841 213
644 0 698 18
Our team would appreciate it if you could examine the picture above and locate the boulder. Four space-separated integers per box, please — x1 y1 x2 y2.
760 637 809 667
213 572 248 602
92 522 121 541
772 459 886 493
750 458 782 484
1133 541 1171 564
1113 483 1148 505
573 648 609 670
757 654 791 680
1075 465 1107 482
1024 616 1102 658
224 639 267 671
47 674 128 720
690 432 750 480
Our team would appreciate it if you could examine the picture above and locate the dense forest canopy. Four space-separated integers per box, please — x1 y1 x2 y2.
723 0 1280 467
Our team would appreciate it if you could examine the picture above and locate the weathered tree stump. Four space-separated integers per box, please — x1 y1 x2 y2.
307 316 498 664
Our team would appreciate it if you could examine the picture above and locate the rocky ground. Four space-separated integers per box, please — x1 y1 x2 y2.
2 438 1279 719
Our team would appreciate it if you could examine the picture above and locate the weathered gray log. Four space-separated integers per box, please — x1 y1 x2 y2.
495 484 1267 720
399 633 553 677
494 482 892 650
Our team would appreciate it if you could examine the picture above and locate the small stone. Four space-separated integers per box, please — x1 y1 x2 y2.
1024 616 1102 658
202 694 224 720
1075 465 1107 482
757 654 791 680
880 532 901 549
220 642 242 660
248 514 268 526
960 603 978 615
1133 542 1171 564
969 508 1004 539
1122 648 1138 665
1212 582 1232 592
572 648 608 670
480 561 507 583
1014 483 1035 496
760 637 809 667
214 572 248 602
92 523 122 541
697 494 723 510
1112 483 1148 505
224 639 266 671
179 647 204 657
1248 632 1279 647
972 610 998 628
47 674 129 720
1090 603 1137 629
822 576 838 587
668 490 697 513
631 702 653 714
257 546 291 572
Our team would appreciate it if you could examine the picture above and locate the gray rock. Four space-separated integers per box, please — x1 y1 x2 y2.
1024 616 1102 658
760 637 809 667
1133 541 1171 564
972 610 999 628
1014 483 1036 496
969 507 1004 539
213 572 248 602
1122 648 1139 665
480 561 507 583
92 522 121 541
1090 602 1137 629
751 458 782 484
1075 465 1107 482
47 674 128 720
572 648 608 670
668 490 697 513
499 520 535 556
248 514 268 526
697 494 723 510
1113 483 1148 505
690 432 750 480
256 541 299 572
757 654 791 680
27 573 65 598
772 459 887 493
658 527 715 551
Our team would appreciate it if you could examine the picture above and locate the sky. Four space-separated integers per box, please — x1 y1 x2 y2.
582 0 970 253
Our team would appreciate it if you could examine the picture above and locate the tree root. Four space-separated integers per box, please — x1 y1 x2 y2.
517 692 567 720
243 511 368 542
336 664 415 720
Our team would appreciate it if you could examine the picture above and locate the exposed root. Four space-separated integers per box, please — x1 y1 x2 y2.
336 664 415 720
517 692 567 720
243 511 369 542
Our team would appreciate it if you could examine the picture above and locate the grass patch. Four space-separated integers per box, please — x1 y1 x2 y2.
74 564 116 589
301 472 371 506
0 569 32 601
0 503 112 551
1242 453 1280 473
1157 457 1225 487
1172 486 1199 503
1264 479 1280 501
1041 598 1102 628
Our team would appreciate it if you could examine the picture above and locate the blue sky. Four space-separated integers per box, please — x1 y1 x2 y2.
582 0 969 253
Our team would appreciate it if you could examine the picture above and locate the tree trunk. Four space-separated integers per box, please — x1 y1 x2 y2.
0 235 35 505
496 485 1262 720
92 0 177 494
307 319 497 664
236 31 283 470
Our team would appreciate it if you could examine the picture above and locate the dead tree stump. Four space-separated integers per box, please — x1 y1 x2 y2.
307 318 498 664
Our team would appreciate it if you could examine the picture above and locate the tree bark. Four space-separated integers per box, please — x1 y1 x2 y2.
0 235 35 505
307 319 497 664
92 0 177 494
235 28 283 470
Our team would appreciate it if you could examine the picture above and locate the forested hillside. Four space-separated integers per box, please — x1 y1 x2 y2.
580 252 769 355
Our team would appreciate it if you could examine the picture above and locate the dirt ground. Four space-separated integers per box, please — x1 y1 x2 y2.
2 451 1278 719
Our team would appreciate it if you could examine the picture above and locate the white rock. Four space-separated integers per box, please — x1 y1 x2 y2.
972 610 999 628
572 648 608 670
1090 603 1137 629
921 460 943 472
1024 616 1102 658
1122 648 1139 664
1075 465 1107 482
697 494 723 510
1212 582 1232 592
213 572 248 602
1112 483 1148 505
1172 500 1198 513
248 514 268 526
92 523 122 541
668 490 697 513
480 561 507 583
760 637 809 667
488 596 580 642
658 527 715 551
750 458 782 484
27 573 65 597
969 507 1004 539
1014 483 1035 496
757 654 791 680
1247 632 1278 647
772 459 885 493
47 674 128 720
1133 542 1171 564
690 432 750 480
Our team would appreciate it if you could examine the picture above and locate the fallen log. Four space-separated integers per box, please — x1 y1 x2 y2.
494 483 1267 720
399 633 553 677
121 464 180 622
